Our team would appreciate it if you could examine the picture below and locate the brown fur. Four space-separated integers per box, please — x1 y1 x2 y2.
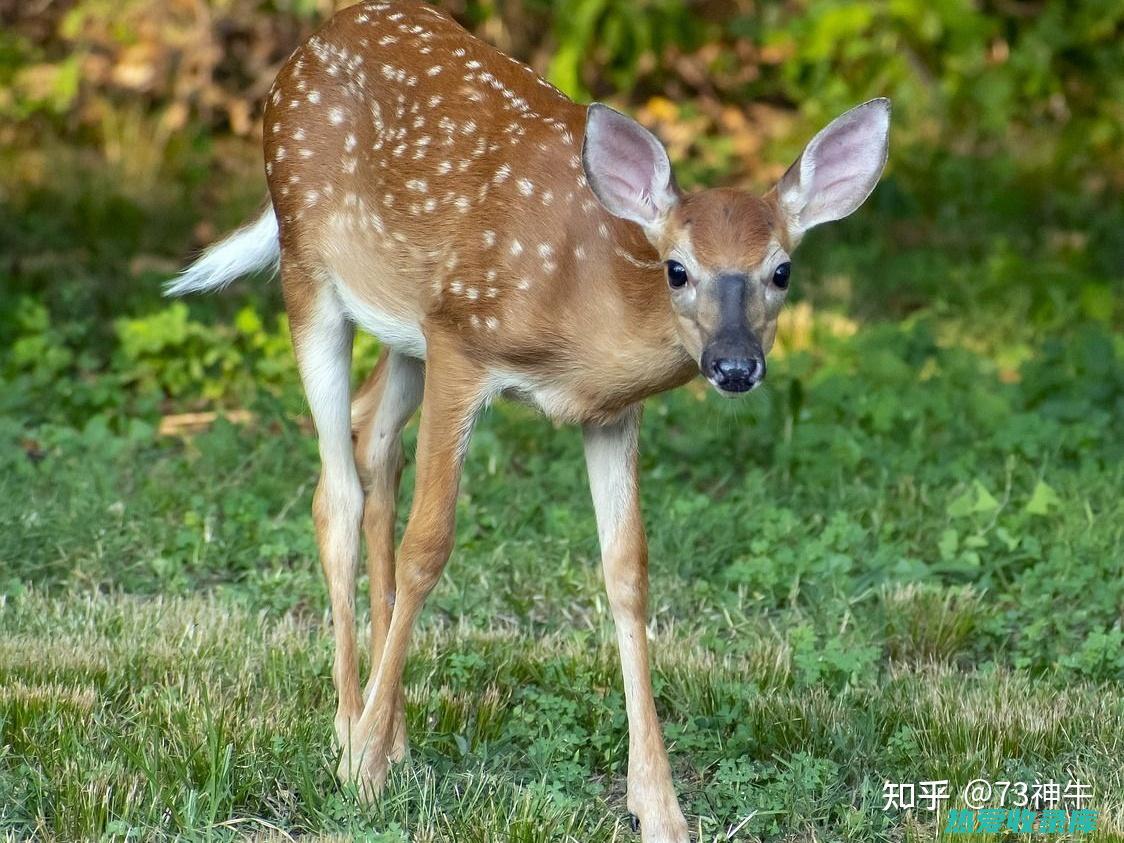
265 2 706 426
674 188 779 270
263 4 794 839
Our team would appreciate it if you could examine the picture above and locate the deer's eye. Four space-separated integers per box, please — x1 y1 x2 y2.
666 260 689 289
772 262 791 290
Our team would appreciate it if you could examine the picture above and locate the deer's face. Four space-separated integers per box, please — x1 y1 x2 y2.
583 99 891 398
654 190 789 395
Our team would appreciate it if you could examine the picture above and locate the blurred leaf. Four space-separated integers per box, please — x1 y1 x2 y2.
1025 481 1061 516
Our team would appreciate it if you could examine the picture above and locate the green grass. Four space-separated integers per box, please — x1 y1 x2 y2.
2 310 1122 839
3 590 1123 842
1 116 1123 840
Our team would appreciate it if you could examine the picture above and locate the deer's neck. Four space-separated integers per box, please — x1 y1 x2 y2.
486 215 697 424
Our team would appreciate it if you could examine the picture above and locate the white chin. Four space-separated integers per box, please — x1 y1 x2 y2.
707 379 758 398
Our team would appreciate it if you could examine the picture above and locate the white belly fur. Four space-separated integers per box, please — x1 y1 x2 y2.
319 213 427 358
330 275 427 358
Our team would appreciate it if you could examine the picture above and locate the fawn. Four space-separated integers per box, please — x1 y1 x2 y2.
169 2 890 839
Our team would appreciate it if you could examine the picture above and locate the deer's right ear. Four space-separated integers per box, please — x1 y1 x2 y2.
582 103 678 233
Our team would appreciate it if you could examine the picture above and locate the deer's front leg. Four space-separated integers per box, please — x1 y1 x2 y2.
584 406 688 843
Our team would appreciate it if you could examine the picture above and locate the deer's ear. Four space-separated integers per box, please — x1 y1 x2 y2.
583 103 678 231
776 98 890 242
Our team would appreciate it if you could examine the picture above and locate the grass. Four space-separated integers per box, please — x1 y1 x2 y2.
4 590 1123 842
1 117 1122 840
2 319 1123 840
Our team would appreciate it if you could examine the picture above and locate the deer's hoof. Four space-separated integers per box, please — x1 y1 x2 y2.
356 760 391 804
626 806 689 843
336 745 388 800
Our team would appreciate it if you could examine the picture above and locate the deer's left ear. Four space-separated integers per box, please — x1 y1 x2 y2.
583 103 679 235
775 98 891 243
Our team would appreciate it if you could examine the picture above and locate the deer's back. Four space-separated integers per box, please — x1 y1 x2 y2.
265 4 607 346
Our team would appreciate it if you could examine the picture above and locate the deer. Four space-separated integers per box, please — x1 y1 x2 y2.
167 2 890 839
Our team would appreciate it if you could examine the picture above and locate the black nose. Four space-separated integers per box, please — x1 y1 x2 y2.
709 357 764 392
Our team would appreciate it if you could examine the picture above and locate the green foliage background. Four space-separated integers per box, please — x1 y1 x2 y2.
0 0 1122 840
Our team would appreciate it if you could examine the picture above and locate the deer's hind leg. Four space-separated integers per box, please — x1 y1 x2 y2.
352 349 424 762
282 259 365 764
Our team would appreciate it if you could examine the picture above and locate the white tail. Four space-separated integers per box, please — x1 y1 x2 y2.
165 205 279 297
176 3 890 839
